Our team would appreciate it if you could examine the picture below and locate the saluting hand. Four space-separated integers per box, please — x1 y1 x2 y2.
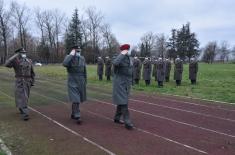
70 50 76 56
121 50 128 55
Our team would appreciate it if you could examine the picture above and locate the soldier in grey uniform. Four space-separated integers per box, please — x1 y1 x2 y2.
152 58 158 81
142 57 152 86
63 45 87 124
105 56 112 81
112 44 134 130
189 57 198 84
174 56 183 86
97 57 104 81
133 56 141 84
156 57 165 87
165 58 171 82
5 48 35 121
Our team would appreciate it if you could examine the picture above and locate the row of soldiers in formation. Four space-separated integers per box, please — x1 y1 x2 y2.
97 56 199 87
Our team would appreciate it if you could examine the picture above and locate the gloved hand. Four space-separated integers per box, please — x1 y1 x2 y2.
121 50 128 55
70 50 76 56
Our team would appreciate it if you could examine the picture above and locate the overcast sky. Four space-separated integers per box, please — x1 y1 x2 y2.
12 0 235 47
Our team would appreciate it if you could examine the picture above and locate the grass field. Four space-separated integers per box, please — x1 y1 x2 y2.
15 63 235 103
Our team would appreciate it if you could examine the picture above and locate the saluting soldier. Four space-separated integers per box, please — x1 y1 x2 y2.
63 45 87 124
133 56 141 84
112 44 134 130
165 58 171 82
189 57 198 84
5 48 35 121
174 56 183 86
156 57 165 87
142 57 152 86
105 56 112 81
97 57 104 81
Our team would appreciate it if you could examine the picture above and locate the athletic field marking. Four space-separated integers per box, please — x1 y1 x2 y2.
1 77 235 138
90 98 235 138
35 77 235 112
0 138 12 155
87 89 235 123
0 90 116 155
86 110 208 154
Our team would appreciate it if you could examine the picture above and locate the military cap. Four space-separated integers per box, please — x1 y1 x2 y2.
120 44 130 51
15 47 26 53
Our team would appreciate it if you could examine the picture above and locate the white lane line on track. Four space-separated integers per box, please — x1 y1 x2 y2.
35 77 235 113
0 90 115 155
86 110 208 154
90 98 235 138
1 77 235 138
88 89 235 123
0 89 208 154
0 138 12 155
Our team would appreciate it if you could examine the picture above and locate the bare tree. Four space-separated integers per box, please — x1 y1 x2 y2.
85 6 103 61
0 0 11 63
35 7 45 44
101 23 119 56
155 34 167 58
231 46 235 61
139 31 157 57
11 1 30 49
53 9 66 56
202 41 218 63
219 41 230 63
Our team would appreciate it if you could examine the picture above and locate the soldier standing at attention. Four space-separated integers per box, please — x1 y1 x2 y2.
165 58 171 82
156 57 165 87
5 48 35 121
133 56 141 85
143 57 152 86
63 45 87 124
189 57 198 84
112 44 134 130
97 57 104 81
174 56 183 86
105 56 112 81
152 58 158 81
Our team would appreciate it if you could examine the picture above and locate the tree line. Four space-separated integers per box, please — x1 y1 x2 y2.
0 0 235 64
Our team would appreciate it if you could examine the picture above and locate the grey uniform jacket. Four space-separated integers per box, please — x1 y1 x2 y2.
63 55 87 103
5 55 35 108
156 60 166 82
112 54 133 105
143 59 152 80
165 60 171 78
97 59 104 76
174 59 183 80
133 58 141 80
105 58 112 76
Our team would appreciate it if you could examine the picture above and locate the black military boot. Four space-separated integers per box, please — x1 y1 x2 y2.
20 107 29 121
122 105 134 130
71 103 81 124
114 105 123 124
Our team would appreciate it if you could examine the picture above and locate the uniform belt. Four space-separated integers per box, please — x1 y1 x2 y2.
15 75 32 78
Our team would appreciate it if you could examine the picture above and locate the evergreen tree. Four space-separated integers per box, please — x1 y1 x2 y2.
167 29 177 60
65 8 82 54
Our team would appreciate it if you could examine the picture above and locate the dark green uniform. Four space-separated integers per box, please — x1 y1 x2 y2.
152 59 158 81
63 54 87 121
112 53 133 129
5 50 35 121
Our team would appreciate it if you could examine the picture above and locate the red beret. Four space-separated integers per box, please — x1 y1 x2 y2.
120 44 130 51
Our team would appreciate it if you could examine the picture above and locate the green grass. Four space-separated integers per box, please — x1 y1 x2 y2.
1 62 235 103
0 151 6 155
